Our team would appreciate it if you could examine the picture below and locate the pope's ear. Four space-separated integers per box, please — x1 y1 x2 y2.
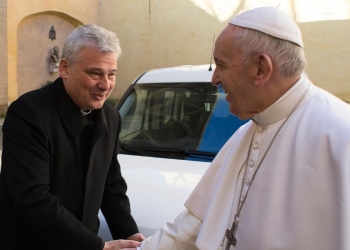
59 59 69 79
254 54 272 86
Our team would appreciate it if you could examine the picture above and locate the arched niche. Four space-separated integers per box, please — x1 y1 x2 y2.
17 12 83 96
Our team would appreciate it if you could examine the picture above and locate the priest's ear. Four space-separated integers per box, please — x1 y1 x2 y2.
59 58 69 79
253 54 273 87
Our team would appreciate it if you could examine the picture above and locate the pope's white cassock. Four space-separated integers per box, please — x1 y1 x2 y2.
138 75 350 250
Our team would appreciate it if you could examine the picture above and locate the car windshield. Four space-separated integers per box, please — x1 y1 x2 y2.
117 82 247 161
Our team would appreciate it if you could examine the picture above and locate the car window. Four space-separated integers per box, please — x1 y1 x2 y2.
118 83 247 161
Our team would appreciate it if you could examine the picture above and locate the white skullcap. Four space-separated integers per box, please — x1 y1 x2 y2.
229 6 303 47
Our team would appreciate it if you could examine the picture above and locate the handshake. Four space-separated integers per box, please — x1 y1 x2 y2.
103 233 145 250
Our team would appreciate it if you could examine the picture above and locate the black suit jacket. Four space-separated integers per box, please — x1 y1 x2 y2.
0 78 138 250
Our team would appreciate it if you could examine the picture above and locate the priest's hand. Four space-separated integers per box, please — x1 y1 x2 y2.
103 239 141 250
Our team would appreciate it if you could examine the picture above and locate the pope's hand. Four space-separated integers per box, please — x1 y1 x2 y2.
103 240 141 250
126 233 146 242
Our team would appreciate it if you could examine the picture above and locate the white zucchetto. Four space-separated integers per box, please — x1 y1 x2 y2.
229 6 304 47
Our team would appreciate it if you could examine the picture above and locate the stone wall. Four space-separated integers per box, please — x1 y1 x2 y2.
17 15 75 97
99 0 350 101
3 0 350 104
0 0 8 112
6 0 99 102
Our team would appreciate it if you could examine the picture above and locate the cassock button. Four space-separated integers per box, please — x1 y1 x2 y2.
249 160 255 168
253 143 259 150
245 179 251 186
257 127 264 132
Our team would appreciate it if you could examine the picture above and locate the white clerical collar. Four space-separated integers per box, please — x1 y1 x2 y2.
252 75 311 126
81 109 92 116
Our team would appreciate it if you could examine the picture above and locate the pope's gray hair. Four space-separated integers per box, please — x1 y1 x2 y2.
232 26 306 78
62 24 121 65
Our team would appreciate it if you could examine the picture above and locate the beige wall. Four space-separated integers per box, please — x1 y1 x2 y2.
99 0 350 103
7 0 99 102
0 0 7 111
99 0 229 99
2 0 350 105
17 14 76 96
301 20 350 102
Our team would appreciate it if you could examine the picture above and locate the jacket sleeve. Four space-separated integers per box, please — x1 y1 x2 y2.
100 110 139 239
2 99 104 250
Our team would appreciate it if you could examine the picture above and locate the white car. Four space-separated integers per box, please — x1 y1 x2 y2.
98 65 248 239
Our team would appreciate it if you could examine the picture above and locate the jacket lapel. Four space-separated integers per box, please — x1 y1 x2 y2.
50 78 87 137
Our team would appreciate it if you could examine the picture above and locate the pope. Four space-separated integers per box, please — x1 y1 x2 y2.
137 6 350 250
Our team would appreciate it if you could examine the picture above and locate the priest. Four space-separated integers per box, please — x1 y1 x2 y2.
137 6 350 250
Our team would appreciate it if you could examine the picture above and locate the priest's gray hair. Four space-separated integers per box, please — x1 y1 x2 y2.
62 24 121 65
232 27 306 78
